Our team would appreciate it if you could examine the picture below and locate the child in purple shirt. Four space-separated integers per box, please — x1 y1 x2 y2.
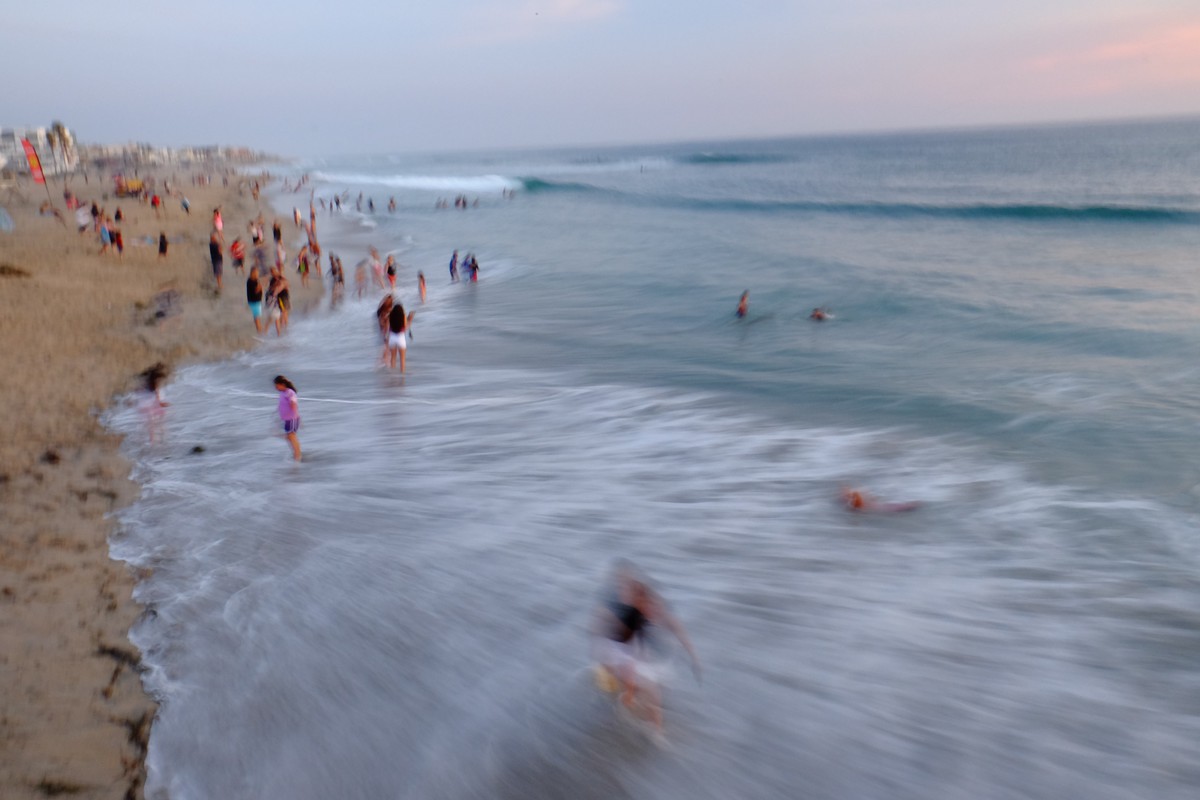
274 375 301 461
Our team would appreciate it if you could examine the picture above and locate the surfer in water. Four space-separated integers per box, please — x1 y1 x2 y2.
592 561 700 740
736 291 749 318
810 307 828 321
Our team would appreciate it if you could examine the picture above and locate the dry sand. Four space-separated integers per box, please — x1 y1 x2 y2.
0 169 315 799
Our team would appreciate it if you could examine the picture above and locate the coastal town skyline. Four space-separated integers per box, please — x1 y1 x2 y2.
3 1 1199 155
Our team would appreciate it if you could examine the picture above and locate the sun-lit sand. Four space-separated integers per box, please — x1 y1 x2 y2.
0 167 314 799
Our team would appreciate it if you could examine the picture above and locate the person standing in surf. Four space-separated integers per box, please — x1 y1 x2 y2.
274 376 301 461
736 291 749 318
387 299 409 373
376 293 394 364
385 254 397 289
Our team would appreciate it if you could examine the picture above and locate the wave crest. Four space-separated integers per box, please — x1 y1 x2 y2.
679 152 790 166
311 171 521 193
697 200 1200 223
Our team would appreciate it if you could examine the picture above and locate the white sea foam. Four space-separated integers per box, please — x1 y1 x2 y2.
312 171 521 193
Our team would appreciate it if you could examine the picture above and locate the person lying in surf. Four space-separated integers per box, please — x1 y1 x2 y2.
840 487 920 513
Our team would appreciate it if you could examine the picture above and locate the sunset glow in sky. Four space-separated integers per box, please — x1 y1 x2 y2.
2 0 1198 154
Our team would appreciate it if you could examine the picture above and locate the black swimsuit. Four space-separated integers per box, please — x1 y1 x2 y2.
608 601 646 644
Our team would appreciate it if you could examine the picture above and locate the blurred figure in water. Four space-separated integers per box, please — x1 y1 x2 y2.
736 291 749 318
592 561 700 740
376 293 394 365
355 258 368 298
370 248 385 289
385 254 397 289
273 376 301 461
840 486 920 513
329 254 344 298
387 299 410 373
841 487 870 511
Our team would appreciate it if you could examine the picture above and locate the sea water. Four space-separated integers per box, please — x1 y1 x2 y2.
109 118 1200 799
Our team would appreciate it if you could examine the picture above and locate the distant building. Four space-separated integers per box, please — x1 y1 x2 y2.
0 125 78 175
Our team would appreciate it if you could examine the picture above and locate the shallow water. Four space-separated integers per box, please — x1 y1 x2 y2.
111 118 1200 799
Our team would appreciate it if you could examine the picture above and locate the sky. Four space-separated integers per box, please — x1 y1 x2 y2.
3 0 1199 155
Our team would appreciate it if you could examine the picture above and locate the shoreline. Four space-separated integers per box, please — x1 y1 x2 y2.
0 168 316 799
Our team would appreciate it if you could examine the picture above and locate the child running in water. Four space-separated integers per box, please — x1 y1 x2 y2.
274 375 301 461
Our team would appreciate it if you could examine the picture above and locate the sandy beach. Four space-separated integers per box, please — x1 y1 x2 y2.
0 168 314 799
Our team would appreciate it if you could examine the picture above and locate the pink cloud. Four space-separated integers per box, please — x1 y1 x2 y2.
1027 23 1200 89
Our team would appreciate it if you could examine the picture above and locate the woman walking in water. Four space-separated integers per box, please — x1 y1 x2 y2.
274 375 301 461
387 299 410 373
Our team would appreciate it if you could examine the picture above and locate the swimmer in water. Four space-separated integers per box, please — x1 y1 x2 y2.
592 561 700 740
736 291 749 318
810 307 828 321
840 487 920 513
841 487 871 511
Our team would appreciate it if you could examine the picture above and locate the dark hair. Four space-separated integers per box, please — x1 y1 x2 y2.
273 375 297 392
141 362 169 392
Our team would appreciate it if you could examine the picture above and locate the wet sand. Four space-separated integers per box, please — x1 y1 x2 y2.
0 169 314 799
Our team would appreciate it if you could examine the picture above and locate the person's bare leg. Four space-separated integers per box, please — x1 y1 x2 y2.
642 681 664 732
286 432 301 461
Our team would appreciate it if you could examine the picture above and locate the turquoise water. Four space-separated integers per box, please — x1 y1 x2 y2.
112 118 1200 799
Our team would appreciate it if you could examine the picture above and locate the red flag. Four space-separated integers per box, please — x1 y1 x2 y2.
21 138 45 184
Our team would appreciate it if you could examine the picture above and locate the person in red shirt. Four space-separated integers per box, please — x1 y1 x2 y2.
230 238 246 274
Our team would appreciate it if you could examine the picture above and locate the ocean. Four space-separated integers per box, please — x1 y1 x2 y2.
109 118 1200 799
